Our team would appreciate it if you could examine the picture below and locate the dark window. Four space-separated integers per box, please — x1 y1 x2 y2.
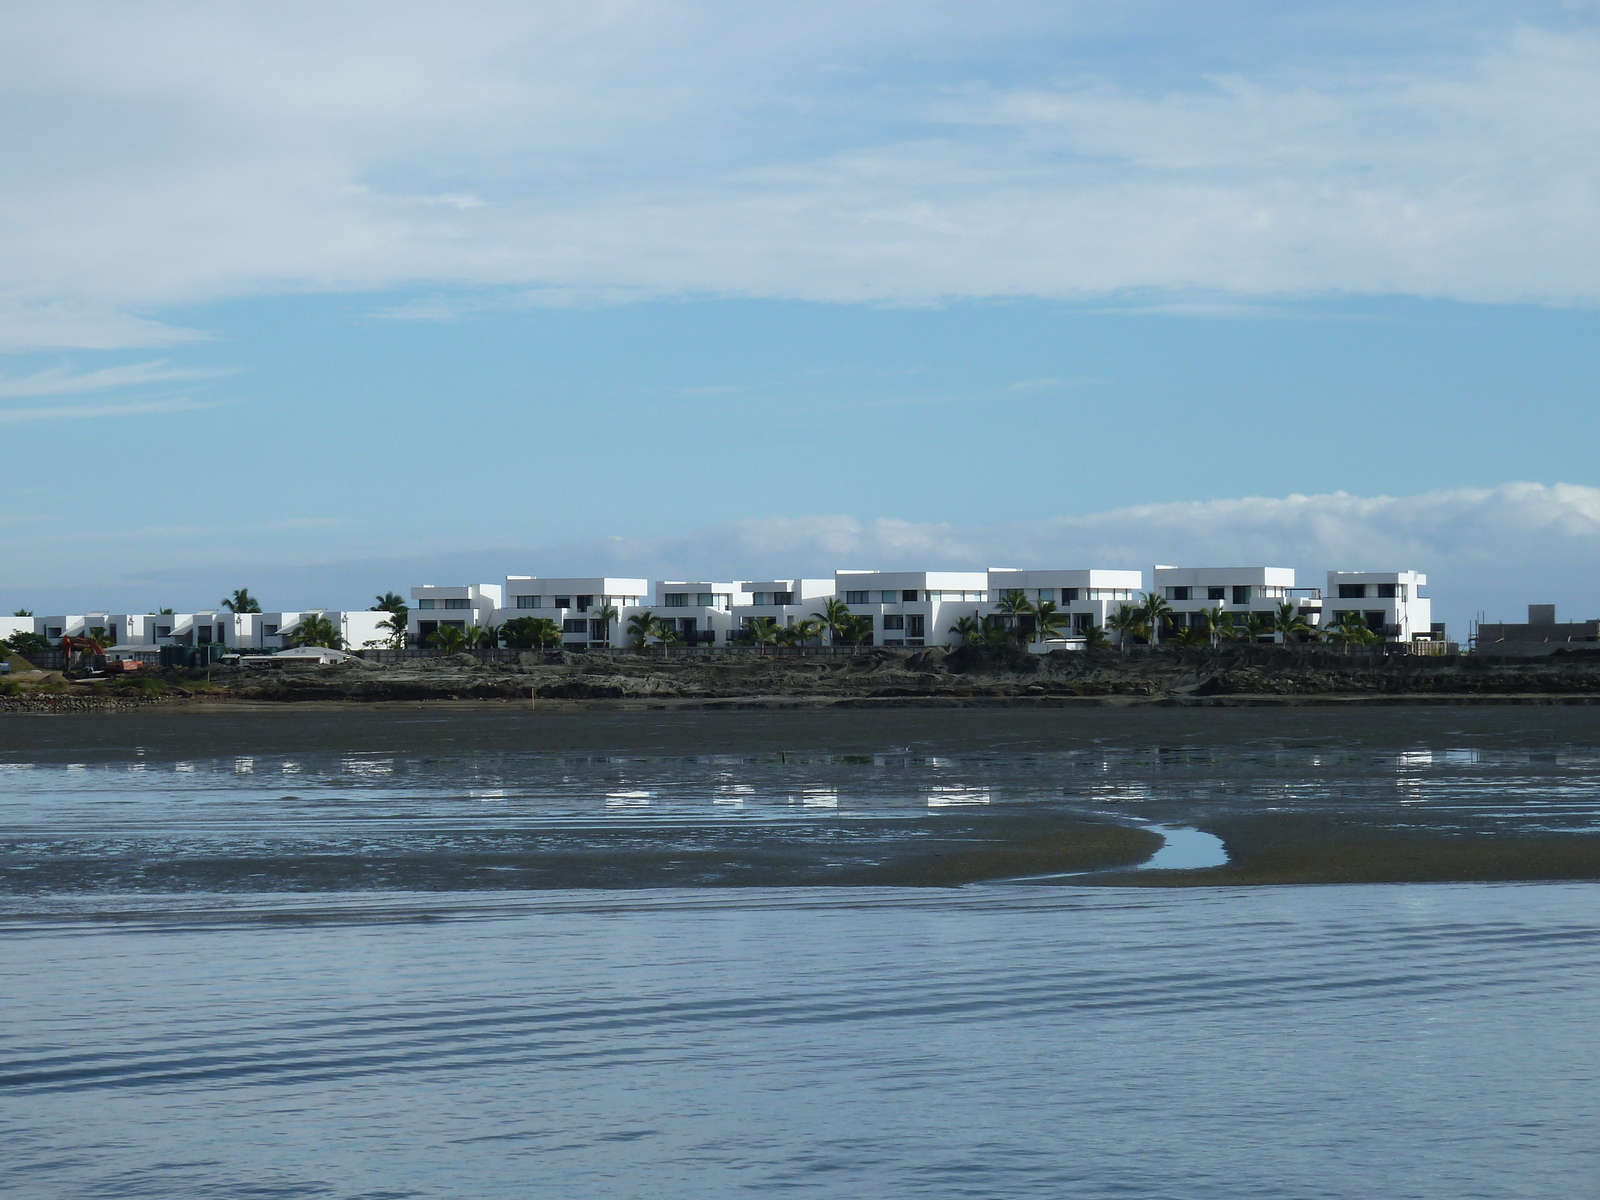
264 624 278 636
577 595 593 611
906 614 925 638
154 626 169 638
418 621 438 641
679 618 697 632
902 589 919 602
1171 587 1190 601
664 594 688 607
1377 584 1397 599
516 596 540 609
562 619 587 634
589 619 608 640
197 626 212 644
1364 611 1386 633
554 596 570 609
1232 586 1251 604
845 591 869 605
1062 588 1080 602
773 591 794 605
1338 584 1366 599
443 621 466 631
443 598 470 610
1207 587 1226 601
1073 613 1092 631
883 614 905 630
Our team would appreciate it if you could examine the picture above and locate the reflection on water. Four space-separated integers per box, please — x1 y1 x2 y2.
1140 824 1230 870
4 884 1600 1199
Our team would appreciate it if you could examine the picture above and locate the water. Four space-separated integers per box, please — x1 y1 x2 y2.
4 710 1600 1197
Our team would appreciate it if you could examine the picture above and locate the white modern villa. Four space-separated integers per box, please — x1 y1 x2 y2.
6 563 1443 659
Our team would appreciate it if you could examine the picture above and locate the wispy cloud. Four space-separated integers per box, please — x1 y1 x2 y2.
3 6 1600 346
0 397 218 424
0 360 232 398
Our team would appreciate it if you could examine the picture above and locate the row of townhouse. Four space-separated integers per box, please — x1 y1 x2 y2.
408 566 1437 650
0 609 389 655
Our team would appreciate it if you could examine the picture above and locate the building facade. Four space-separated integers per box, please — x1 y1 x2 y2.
493 577 648 649
1153 566 1323 640
1323 571 1434 641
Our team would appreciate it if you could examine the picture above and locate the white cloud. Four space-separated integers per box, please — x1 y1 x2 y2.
2 4 1599 346
0 397 217 424
0 360 230 398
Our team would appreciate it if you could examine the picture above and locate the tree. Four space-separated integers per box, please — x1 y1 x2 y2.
461 625 487 650
792 617 824 646
746 616 780 654
1033 600 1069 643
12 609 31 617
1327 610 1380 645
1140 592 1174 646
429 624 466 653
840 614 874 646
626 610 656 652
1107 603 1146 651
812 598 852 645
650 617 682 652
5 631 51 656
591 603 619 648
371 592 407 615
1172 625 1210 649
87 626 111 648
1080 622 1112 652
1243 612 1275 643
995 590 1034 646
1196 606 1238 648
221 589 261 614
373 611 407 648
949 615 983 645
290 615 345 649
1275 601 1312 646
503 617 561 649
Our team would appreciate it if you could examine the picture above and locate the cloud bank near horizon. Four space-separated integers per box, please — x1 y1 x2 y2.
8 483 1599 631
4 3 1600 348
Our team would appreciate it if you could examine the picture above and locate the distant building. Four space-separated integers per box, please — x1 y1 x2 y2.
409 583 505 647
987 569 1142 638
1324 571 1435 642
492 577 647 649
1475 605 1598 655
13 610 388 654
1153 566 1323 640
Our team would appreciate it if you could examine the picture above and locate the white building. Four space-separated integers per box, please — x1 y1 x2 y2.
727 578 837 642
1153 566 1323 641
986 569 1142 638
1324 571 1433 641
495 577 648 649
409 583 504 647
14 610 388 654
825 570 990 647
650 581 741 646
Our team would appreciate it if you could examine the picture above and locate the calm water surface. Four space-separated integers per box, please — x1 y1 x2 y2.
3 716 1599 1197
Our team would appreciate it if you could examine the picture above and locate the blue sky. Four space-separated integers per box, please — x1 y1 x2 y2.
3 1 1600 630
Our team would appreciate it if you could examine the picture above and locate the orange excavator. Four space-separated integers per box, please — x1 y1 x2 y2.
60 635 107 674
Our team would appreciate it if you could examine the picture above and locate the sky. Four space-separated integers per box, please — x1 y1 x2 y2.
3 0 1600 633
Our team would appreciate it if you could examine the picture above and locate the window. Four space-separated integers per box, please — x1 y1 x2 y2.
417 599 436 610
902 589 919 602
665 594 688 607
752 592 771 606
1364 611 1386 633
883 614 905 630
1062 588 1080 603
1232 586 1251 604
417 620 437 641
47 626 63 638
1339 584 1366 599
773 591 793 605
880 591 897 603
562 619 587 634
845 590 869 605
1169 587 1190 601
1035 589 1055 603
1377 584 1397 599
589 619 608 640
554 596 570 609
906 614 925 638
197 626 212 644
1207 587 1226 601
443 598 470 610
516 596 541 609
1072 613 1093 631
264 624 278 636
577 595 593 611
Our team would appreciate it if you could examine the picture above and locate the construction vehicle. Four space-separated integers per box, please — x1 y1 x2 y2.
60 636 107 675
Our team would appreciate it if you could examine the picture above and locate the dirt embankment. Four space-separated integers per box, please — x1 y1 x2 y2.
12 644 1600 713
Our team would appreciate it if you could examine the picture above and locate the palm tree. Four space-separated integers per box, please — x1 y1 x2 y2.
1107 603 1146 652
1080 622 1112 651
503 617 562 649
221 588 261 614
482 624 502 649
949 615 983 645
1243 612 1275 643
591 603 619 648
291 615 345 649
747 616 780 654
1327 610 1380 644
1275 601 1312 647
650 617 682 654
374 611 407 648
792 617 824 646
1196 606 1238 647
1172 625 1210 649
429 624 466 654
626 611 656 652
1140 592 1174 646
995 590 1034 645
1033 599 1069 643
813 598 852 645
841 614 874 647
461 625 486 650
